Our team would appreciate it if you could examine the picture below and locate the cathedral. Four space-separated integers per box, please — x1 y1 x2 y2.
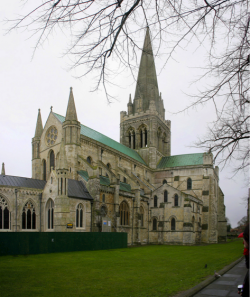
0 29 227 245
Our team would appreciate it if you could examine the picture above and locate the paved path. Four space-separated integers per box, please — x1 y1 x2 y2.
193 259 247 297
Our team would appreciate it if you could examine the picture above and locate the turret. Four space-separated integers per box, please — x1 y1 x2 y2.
56 138 68 196
62 87 81 179
1 163 5 175
127 94 133 115
32 109 43 179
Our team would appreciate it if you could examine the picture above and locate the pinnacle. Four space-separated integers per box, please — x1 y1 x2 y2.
34 109 43 138
65 87 78 121
1 163 5 175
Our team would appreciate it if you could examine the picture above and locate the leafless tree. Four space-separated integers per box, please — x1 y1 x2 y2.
7 0 249 173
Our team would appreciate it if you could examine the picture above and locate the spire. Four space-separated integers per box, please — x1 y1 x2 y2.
34 109 43 138
58 138 68 170
1 163 5 175
65 87 78 121
134 27 160 113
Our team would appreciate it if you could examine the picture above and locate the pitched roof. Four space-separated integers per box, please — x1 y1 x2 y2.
0 175 46 189
78 170 89 181
157 153 204 169
53 113 146 165
68 179 92 200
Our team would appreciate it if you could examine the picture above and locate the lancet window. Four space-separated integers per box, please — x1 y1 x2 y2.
139 126 148 148
154 196 158 207
174 194 178 206
76 204 84 228
46 199 54 230
164 191 168 203
171 218 176 230
0 196 10 230
119 201 129 226
42 159 46 181
50 150 55 171
187 178 192 190
22 201 36 230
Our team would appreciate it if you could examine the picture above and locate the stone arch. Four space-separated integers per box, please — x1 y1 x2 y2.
107 163 111 170
45 198 54 230
48 149 55 171
22 199 37 230
76 203 85 228
0 194 11 230
42 159 47 180
152 217 157 231
119 200 130 226
187 178 192 190
138 124 148 148
86 156 92 165
174 193 179 206
169 216 177 231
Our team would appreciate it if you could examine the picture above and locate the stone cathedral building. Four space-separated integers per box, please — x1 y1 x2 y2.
0 29 227 245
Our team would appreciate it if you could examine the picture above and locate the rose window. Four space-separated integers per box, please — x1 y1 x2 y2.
46 126 58 146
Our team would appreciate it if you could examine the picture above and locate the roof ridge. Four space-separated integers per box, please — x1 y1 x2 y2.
0 174 46 182
53 112 146 165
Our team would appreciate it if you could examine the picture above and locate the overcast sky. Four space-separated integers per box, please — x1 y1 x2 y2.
0 2 248 228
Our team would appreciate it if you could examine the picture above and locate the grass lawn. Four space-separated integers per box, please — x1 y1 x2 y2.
0 239 243 297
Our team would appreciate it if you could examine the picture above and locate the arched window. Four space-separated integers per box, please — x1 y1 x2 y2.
174 194 178 206
46 199 54 230
22 201 36 230
154 196 158 207
153 218 157 231
107 163 111 169
140 129 143 148
123 177 127 183
119 201 129 225
140 206 144 227
187 178 192 190
0 196 10 230
76 204 83 228
145 129 148 147
163 179 167 184
171 218 176 230
164 191 168 203
87 156 92 165
102 194 105 202
50 150 55 171
42 159 46 181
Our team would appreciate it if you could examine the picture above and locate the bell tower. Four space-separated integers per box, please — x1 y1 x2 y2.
120 28 171 168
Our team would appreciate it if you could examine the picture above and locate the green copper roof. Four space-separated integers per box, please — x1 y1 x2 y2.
100 175 110 186
120 182 131 192
78 170 89 181
157 153 204 169
53 113 146 165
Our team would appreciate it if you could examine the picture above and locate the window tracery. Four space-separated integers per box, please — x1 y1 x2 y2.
119 201 129 225
22 201 36 230
76 203 84 228
0 196 10 230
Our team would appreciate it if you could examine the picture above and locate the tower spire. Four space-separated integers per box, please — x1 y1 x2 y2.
65 87 78 121
134 27 160 113
34 109 43 138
